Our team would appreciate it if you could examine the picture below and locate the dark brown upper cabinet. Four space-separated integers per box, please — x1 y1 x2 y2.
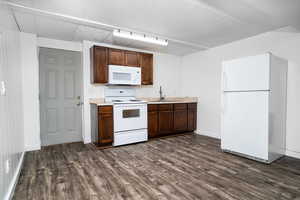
139 53 153 85
90 45 153 85
109 48 125 65
90 46 108 83
125 51 139 67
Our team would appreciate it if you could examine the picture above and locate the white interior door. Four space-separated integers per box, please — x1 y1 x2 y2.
39 48 83 146
223 53 270 91
221 91 269 160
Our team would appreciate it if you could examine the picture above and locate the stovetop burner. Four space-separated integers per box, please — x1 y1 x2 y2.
109 99 143 103
112 100 123 102
129 99 141 102
104 88 146 104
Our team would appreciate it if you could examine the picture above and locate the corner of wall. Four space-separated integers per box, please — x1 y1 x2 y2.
285 149 300 159
24 144 41 152
4 152 25 200
0 8 25 198
20 32 41 152
177 55 184 97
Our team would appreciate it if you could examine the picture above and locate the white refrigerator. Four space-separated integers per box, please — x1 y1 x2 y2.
221 53 287 163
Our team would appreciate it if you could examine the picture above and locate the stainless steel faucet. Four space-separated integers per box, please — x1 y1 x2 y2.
159 86 165 101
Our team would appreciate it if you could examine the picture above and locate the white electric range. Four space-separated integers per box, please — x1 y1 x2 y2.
105 88 148 146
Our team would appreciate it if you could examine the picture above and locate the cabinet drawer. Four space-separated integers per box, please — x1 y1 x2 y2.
158 104 173 111
174 103 187 110
98 106 113 114
188 103 197 110
148 104 158 112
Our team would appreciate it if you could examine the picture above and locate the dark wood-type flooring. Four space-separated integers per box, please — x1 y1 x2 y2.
13 134 300 200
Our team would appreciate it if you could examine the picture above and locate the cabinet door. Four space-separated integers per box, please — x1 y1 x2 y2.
148 111 158 138
125 51 139 67
187 109 196 131
139 53 153 85
158 111 173 135
109 48 125 65
98 107 113 145
174 110 188 132
187 103 197 131
91 46 108 83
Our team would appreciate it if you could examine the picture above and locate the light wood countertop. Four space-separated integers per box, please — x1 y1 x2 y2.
89 97 198 106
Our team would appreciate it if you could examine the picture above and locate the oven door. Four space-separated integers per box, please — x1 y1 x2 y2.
108 65 141 85
113 104 147 132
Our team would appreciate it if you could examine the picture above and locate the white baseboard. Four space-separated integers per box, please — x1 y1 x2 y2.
286 149 300 159
4 152 25 200
84 138 91 144
195 131 300 160
195 130 220 139
25 145 41 152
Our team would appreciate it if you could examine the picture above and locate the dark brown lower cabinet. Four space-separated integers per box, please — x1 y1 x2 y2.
96 106 113 146
148 103 197 138
158 110 174 135
148 111 158 138
187 103 197 131
174 110 188 132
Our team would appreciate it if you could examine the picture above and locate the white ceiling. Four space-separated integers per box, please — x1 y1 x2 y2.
6 0 300 55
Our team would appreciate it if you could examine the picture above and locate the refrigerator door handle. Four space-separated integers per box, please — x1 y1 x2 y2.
223 71 227 91
222 93 227 114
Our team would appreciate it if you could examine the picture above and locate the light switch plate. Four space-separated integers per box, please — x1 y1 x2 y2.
1 81 6 96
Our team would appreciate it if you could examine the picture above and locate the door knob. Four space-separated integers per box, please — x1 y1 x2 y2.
76 102 83 106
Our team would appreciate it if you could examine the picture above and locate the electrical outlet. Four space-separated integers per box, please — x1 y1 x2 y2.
5 159 10 174
1 81 6 96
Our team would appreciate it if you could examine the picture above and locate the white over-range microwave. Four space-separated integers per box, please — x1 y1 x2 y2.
108 65 141 85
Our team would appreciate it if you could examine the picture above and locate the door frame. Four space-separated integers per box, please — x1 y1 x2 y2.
37 42 84 147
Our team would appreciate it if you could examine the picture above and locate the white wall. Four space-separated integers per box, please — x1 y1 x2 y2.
180 30 300 158
0 3 24 200
18 37 82 151
37 37 83 52
19 28 300 160
135 53 182 98
18 38 182 146
20 32 40 151
82 41 182 143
